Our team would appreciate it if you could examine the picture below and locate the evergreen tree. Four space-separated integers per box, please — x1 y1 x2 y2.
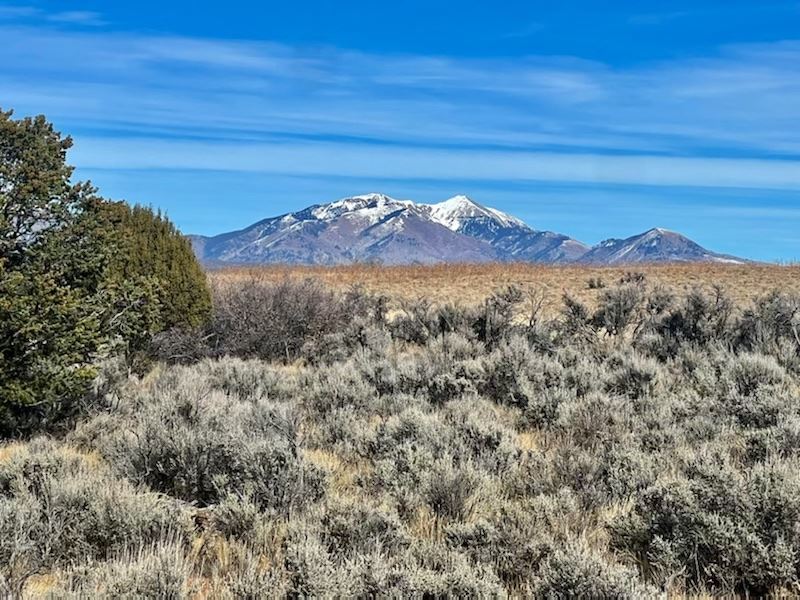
0 110 103 431
80 200 212 354
0 109 210 435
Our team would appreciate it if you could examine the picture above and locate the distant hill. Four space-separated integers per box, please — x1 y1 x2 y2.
190 193 745 266
578 228 744 265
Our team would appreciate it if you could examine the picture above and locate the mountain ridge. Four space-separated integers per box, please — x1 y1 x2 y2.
190 193 745 266
580 227 745 265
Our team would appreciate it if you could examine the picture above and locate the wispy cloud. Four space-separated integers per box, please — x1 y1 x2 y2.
0 5 37 18
0 5 106 26
46 10 106 26
627 10 694 26
500 22 546 39
1 24 799 190
69 137 800 190
628 3 800 26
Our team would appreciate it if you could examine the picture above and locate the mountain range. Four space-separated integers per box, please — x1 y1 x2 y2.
189 193 744 266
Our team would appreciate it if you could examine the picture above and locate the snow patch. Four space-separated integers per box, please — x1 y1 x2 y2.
311 193 415 225
426 195 528 231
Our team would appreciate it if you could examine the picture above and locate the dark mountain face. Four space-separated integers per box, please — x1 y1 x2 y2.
489 229 590 263
190 194 744 266
578 228 744 265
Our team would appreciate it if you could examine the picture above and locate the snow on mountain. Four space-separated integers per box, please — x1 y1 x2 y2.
189 194 744 266
192 193 498 265
426 195 526 232
419 195 589 262
579 228 745 265
310 193 415 224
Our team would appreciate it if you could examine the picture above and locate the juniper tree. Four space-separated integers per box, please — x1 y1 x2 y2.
0 109 103 432
0 109 210 434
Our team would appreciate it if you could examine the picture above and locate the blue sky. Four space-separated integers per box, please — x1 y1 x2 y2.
2 1 800 260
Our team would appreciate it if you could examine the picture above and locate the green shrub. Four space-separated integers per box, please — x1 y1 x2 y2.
424 462 480 522
95 201 211 331
611 453 800 595
587 276 605 290
7 269 800 596
0 110 103 434
0 266 104 433
604 352 661 399
728 352 786 396
481 335 537 409
736 291 800 352
283 530 358 596
655 286 734 354
320 498 408 555
385 541 507 597
592 282 645 337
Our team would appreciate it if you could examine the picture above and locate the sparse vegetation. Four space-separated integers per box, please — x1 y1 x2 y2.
209 262 800 312
3 268 800 597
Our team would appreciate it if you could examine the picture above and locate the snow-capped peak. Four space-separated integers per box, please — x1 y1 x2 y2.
349 192 396 203
437 194 476 209
308 192 528 232
426 195 528 231
311 193 413 222
643 227 674 237
192 192 747 266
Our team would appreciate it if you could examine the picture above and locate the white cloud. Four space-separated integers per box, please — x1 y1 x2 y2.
0 5 37 19
0 6 106 26
70 137 800 190
46 11 106 26
2 24 800 190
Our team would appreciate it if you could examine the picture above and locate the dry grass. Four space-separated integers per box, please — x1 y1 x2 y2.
210 262 800 314
0 440 103 469
302 448 372 498
8 267 800 597
0 442 25 463
515 431 543 453
22 574 59 598
409 505 443 542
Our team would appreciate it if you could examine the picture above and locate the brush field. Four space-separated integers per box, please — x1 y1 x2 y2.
211 262 800 313
4 265 800 598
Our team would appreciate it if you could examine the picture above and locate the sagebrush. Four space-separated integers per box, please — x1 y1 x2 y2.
3 274 800 597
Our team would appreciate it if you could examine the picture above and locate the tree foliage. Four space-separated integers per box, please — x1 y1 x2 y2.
0 109 94 264
82 200 212 350
0 109 210 435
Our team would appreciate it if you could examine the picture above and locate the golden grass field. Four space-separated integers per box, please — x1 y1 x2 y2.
210 262 800 313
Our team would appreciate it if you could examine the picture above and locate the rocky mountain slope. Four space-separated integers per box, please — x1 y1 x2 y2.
190 193 743 265
579 228 744 265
